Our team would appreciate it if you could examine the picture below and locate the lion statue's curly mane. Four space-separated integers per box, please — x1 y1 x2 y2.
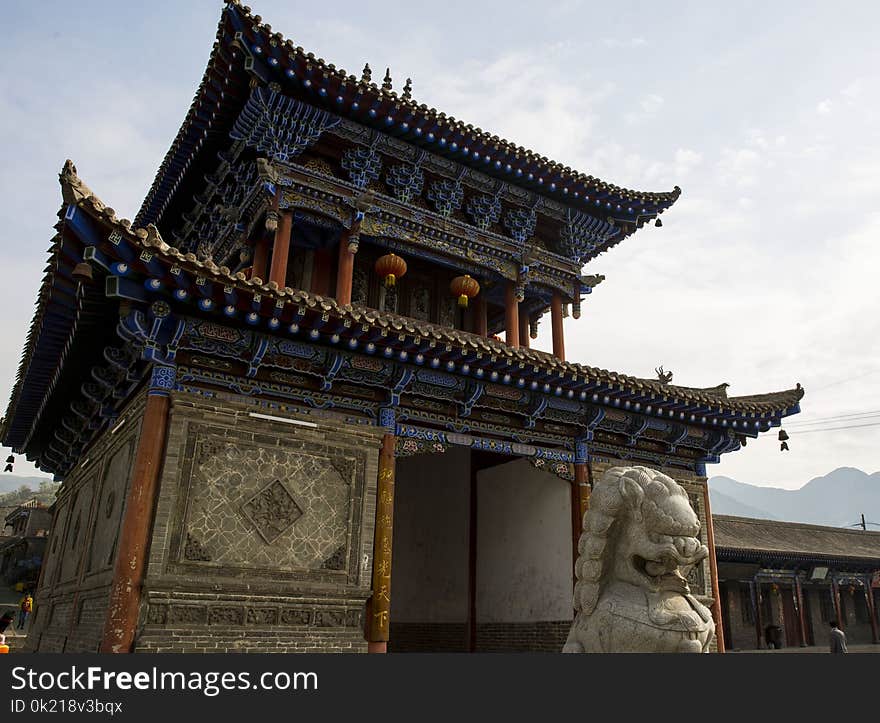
563 466 715 653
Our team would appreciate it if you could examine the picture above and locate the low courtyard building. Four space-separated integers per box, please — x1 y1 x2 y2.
715 515 880 650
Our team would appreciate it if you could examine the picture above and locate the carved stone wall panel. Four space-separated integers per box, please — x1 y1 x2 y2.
87 438 135 573
39 497 68 590
58 479 96 583
183 431 355 574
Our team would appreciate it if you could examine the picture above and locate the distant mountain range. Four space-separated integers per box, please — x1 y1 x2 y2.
0 475 52 495
709 467 880 529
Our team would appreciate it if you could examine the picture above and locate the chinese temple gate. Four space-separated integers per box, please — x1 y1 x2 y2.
1 2 803 653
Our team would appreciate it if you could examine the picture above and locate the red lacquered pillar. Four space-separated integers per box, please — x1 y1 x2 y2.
100 365 174 653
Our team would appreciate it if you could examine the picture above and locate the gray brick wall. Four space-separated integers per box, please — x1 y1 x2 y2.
475 621 570 652
389 623 468 652
24 394 145 652
133 391 383 653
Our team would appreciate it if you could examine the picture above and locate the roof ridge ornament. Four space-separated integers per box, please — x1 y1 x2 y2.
656 366 673 384
59 159 97 207
382 67 393 92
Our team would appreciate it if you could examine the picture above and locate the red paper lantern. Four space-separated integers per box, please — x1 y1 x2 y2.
374 253 407 288
450 274 480 308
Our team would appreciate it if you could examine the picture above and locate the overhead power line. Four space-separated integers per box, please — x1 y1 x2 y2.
786 410 880 427
786 421 880 435
806 369 880 395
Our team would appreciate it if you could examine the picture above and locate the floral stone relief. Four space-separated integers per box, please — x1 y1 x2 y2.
184 435 353 572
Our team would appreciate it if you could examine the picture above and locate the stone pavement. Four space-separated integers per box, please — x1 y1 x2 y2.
729 644 880 653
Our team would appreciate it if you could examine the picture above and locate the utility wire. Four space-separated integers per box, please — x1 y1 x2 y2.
787 407 880 422
805 369 880 394
786 411 880 427
746 420 880 438
786 421 880 435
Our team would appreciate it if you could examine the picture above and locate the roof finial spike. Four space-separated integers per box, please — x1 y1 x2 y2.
361 63 372 83
402 77 413 100
382 67 393 92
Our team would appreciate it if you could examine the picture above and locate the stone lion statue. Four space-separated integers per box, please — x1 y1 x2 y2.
563 466 715 653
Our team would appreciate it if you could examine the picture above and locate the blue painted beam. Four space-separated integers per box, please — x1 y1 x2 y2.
63 205 104 247
105 276 147 303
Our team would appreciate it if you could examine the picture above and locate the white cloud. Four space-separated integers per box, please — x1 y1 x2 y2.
602 37 647 49
672 148 703 177
716 146 767 188
841 79 864 101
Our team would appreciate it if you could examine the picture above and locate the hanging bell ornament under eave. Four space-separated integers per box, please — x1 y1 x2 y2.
374 253 407 289
780 426 790 451
450 274 480 308
72 261 93 283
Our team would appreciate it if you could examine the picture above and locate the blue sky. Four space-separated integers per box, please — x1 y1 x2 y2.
1 1 879 488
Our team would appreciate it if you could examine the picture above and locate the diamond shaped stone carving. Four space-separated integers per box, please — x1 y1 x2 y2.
241 479 303 544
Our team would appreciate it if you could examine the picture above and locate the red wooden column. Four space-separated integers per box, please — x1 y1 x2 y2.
794 576 809 646
336 230 357 306
752 579 764 648
504 282 519 348
831 578 844 630
865 582 879 644
367 424 397 653
100 366 174 653
550 292 565 361
269 208 293 288
519 308 530 349
251 237 270 282
474 296 488 337
701 480 726 652
570 443 590 592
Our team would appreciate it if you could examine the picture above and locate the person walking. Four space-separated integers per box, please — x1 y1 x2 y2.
829 620 847 654
17 593 33 631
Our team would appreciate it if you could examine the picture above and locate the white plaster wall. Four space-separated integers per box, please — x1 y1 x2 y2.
476 458 573 623
390 447 470 622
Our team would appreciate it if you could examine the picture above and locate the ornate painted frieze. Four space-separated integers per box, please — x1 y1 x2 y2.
396 437 448 457
182 320 252 360
341 144 382 189
384 156 426 203
466 191 503 230
529 457 574 482
502 207 537 245
427 178 465 217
